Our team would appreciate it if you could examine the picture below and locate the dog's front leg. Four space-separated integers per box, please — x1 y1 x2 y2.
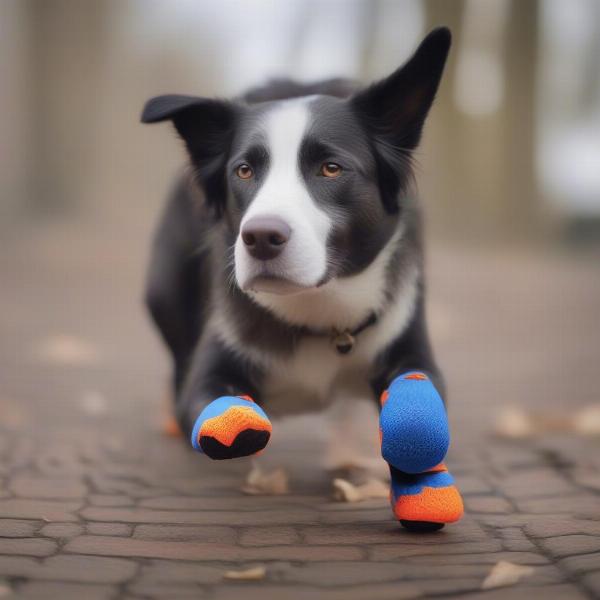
176 336 271 460
376 371 464 530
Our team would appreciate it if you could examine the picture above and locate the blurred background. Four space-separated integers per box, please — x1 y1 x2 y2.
1 0 599 447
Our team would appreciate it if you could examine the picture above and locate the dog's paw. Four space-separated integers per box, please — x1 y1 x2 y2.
390 464 464 529
191 396 272 459
379 372 449 473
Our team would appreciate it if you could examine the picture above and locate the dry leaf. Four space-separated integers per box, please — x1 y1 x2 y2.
0 399 26 429
81 390 107 416
242 464 289 495
34 335 100 367
224 565 267 580
332 477 388 502
494 407 536 439
496 404 600 439
572 404 600 436
332 478 362 502
482 560 534 589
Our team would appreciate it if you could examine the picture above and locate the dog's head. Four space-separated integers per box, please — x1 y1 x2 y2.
142 28 450 296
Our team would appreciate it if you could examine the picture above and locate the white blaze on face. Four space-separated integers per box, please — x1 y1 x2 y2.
234 99 332 293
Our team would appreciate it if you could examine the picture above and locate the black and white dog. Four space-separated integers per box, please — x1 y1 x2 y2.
142 28 464 530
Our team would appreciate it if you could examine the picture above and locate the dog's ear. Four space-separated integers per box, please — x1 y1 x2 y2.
351 27 451 150
141 95 238 217
350 27 451 212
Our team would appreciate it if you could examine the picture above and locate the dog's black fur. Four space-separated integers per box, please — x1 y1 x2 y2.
142 28 451 439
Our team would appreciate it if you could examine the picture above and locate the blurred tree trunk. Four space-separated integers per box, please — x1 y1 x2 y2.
422 0 540 241
25 0 108 216
419 0 467 239
503 0 540 236
0 0 33 223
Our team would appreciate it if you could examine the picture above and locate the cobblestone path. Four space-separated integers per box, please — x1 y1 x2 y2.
1 223 598 599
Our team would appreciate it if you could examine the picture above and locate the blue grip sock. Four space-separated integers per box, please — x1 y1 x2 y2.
379 372 449 474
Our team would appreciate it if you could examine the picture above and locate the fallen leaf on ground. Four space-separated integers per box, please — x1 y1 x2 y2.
242 464 289 495
224 565 267 580
81 390 107 416
572 404 600 436
332 477 389 502
34 334 100 366
494 407 536 438
0 399 26 428
481 560 534 589
495 403 600 439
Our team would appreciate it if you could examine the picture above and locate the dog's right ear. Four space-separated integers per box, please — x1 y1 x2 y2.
141 95 238 217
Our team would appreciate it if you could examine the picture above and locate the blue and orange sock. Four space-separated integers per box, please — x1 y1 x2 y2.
191 395 272 460
380 372 463 527
389 463 463 529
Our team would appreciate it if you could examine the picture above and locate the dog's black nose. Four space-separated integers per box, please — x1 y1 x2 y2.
241 216 291 260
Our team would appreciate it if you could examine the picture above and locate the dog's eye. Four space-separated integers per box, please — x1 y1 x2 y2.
236 164 254 179
320 162 342 178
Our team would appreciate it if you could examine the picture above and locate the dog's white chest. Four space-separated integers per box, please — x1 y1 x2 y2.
263 337 370 414
262 274 418 415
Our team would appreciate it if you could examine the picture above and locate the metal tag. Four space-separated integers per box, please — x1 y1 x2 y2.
332 330 355 355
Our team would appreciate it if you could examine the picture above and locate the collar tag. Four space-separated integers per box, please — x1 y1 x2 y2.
332 330 355 355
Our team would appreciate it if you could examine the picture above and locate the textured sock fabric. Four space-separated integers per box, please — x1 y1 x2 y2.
379 372 449 474
191 396 272 459
389 463 464 524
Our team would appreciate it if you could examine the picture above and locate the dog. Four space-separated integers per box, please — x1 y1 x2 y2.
142 27 463 530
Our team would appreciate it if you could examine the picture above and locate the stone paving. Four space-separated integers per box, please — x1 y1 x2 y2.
0 221 599 599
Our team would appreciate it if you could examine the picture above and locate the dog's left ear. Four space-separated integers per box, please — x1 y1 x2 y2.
351 27 451 152
141 95 238 217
